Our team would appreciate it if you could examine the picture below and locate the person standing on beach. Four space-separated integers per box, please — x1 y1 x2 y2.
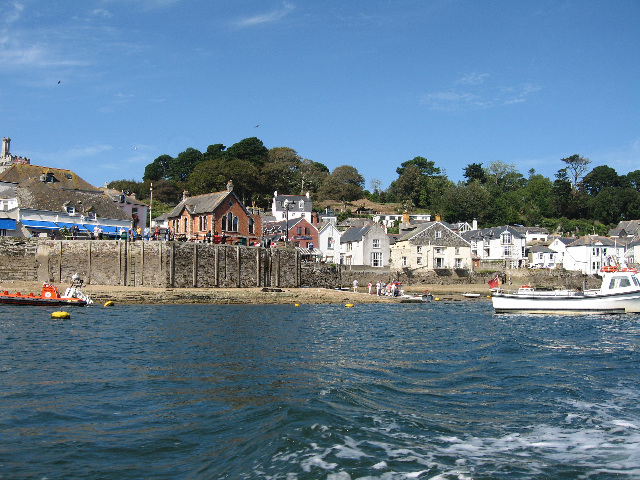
367 282 372 294
376 281 381 296
353 279 358 293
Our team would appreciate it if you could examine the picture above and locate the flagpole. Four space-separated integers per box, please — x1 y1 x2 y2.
149 182 153 229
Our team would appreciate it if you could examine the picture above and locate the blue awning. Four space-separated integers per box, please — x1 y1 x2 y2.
99 226 119 235
21 220 60 230
0 219 16 230
56 222 91 232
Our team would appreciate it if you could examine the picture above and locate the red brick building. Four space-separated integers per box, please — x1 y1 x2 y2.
263 217 318 249
167 181 262 245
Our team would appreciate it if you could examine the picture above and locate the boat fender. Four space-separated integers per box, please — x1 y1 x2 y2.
51 311 70 319
435 297 440 301
345 303 354 308
104 301 114 307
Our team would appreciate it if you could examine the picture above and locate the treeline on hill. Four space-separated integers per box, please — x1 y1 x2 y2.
108 138 640 235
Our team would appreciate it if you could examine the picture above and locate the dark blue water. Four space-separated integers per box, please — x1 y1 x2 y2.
1 301 639 479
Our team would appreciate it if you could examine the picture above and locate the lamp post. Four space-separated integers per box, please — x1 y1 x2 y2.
283 199 290 246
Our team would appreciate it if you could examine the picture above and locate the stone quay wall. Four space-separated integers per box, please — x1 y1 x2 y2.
0 238 301 288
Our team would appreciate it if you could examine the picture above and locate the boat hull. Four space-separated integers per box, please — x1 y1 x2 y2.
0 296 87 307
492 290 640 314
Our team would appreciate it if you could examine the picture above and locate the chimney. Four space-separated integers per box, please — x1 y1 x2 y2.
182 190 190 200
306 191 310 198
130 192 137 200
435 213 441 221
227 180 233 192
472 219 478 230
1 137 10 157
403 210 410 224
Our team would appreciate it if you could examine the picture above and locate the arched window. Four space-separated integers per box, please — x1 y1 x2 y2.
233 216 238 232
221 215 227 231
227 212 233 231
248 217 254 234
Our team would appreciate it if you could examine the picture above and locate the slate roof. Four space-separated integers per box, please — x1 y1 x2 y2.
274 194 312 213
0 164 131 220
168 190 248 218
461 225 525 242
566 235 619 247
528 245 555 253
340 224 382 243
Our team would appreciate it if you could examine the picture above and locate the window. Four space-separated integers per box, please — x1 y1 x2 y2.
373 238 380 248
501 232 512 244
503 245 512 257
434 257 444 268
435 230 442 239
416 245 422 254
455 258 463 268
66 206 75 215
371 251 383 267
297 227 302 235
327 237 334 250
87 211 96 220
454 247 460 255
232 216 238 232
248 217 254 234
199 215 208 231
221 215 227 231
402 256 407 266
347 242 353 251
417 257 422 265
434 247 443 254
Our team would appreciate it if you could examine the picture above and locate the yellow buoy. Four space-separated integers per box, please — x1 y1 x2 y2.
104 300 114 307
345 303 354 308
435 297 440 301
51 311 70 319
294 303 300 307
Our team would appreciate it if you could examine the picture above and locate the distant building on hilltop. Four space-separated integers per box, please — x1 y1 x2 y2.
0 138 30 174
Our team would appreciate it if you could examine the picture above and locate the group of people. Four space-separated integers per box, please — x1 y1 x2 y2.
116 226 171 242
352 280 404 297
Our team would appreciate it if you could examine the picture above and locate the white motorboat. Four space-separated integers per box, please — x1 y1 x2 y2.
491 266 640 314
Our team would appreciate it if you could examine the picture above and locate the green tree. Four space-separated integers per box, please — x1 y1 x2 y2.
318 165 364 210
561 154 591 191
170 148 203 182
582 165 621 196
143 154 173 182
463 162 486 184
225 137 268 166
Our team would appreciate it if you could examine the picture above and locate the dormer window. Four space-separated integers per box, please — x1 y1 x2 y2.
66 206 75 215
87 211 96 220
118 194 126 203
46 173 55 183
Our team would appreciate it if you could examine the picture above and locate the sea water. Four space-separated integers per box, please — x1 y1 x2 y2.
1 301 639 479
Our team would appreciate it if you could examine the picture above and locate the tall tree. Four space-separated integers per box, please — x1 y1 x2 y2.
318 165 364 210
170 148 203 182
143 154 173 182
463 162 486 184
225 137 268 166
561 154 591 191
582 165 621 196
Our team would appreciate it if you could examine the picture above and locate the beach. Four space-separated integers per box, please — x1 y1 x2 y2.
0 280 492 305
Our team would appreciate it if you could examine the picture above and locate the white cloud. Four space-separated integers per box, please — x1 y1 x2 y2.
234 2 295 27
2 2 24 26
457 72 489 85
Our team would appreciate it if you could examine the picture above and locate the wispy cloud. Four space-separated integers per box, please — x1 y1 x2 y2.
457 72 489 85
421 73 540 111
234 2 295 27
2 2 24 26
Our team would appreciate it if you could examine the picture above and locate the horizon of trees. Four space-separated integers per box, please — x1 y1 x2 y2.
107 137 640 236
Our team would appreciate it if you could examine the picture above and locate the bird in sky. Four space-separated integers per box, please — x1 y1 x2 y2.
254 124 260 128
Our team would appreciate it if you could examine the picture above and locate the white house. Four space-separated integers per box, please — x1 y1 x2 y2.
317 221 341 264
373 213 432 228
390 221 473 271
527 245 558 269
462 226 528 268
548 237 576 266
340 223 389 268
272 191 313 223
561 235 626 274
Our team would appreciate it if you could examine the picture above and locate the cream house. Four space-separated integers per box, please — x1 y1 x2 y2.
390 221 472 272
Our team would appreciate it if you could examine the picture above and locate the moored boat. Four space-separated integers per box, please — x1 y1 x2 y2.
491 266 640 314
0 275 92 306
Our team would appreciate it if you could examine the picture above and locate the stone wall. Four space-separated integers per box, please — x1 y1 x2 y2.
0 238 300 288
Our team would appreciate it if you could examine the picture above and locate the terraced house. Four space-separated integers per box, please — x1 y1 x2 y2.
390 221 472 272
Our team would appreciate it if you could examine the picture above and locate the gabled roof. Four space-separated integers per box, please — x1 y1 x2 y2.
461 225 525 241
262 217 309 234
551 237 577 246
273 194 312 213
101 187 149 207
528 245 555 253
340 224 377 243
398 221 470 247
168 190 249 218
0 164 130 220
566 235 619 247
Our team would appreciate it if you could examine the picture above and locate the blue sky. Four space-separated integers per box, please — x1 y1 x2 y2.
1 0 638 192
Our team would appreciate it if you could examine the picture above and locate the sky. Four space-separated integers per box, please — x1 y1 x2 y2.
1 0 638 193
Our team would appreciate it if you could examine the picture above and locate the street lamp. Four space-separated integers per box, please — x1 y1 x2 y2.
283 199 290 246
